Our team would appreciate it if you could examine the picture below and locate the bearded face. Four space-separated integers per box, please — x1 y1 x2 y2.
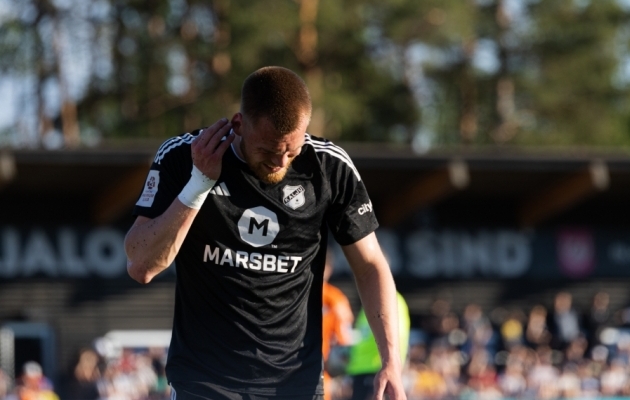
239 138 295 184
236 115 308 184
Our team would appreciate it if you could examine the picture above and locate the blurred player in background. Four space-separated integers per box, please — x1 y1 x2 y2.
347 293 410 400
322 251 354 400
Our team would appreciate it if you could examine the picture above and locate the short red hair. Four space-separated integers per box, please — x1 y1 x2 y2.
241 66 312 135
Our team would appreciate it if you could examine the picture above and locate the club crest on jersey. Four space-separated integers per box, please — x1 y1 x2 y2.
282 185 305 210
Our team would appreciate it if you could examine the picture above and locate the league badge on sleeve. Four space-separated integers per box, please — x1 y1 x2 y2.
282 185 306 210
136 170 160 207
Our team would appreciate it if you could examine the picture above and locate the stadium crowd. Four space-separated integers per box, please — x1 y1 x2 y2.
389 290 630 400
2 290 630 400
324 290 630 399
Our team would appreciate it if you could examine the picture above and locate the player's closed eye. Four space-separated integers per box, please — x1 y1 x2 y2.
262 149 301 158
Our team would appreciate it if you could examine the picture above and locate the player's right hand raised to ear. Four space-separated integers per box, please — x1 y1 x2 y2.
191 118 235 180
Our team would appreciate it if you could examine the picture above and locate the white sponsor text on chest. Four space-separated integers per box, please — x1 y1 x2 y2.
203 245 303 273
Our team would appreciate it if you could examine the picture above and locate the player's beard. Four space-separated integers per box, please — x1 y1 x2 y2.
241 141 292 184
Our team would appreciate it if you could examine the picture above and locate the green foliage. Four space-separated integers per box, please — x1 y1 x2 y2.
516 0 630 146
3 0 630 148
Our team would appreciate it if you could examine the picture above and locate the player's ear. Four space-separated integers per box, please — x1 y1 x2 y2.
230 113 243 136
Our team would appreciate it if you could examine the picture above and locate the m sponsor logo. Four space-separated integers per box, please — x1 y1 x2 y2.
237 206 280 247
210 182 231 196
282 185 305 210
358 201 373 215
136 170 160 207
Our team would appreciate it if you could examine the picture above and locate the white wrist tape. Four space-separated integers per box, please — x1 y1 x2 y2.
178 165 216 209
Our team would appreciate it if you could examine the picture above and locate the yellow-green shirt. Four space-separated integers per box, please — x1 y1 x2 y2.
346 292 410 375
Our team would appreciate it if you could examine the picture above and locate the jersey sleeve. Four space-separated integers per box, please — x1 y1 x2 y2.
132 134 195 219
321 141 379 246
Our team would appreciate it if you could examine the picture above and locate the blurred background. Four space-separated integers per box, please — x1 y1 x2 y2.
4 0 630 399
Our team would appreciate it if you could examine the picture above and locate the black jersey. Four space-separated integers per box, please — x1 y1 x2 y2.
133 131 378 397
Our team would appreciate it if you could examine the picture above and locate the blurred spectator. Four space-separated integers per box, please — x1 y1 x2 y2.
564 335 588 364
600 358 628 396
497 356 527 398
499 309 526 349
465 348 500 398
548 291 582 350
406 363 447 400
578 359 600 397
11 361 59 400
585 291 612 349
437 312 461 349
590 343 609 376
422 298 452 343
68 348 100 400
346 292 410 400
526 346 559 398
426 344 461 397
402 333 425 392
461 304 496 357
525 304 551 347
556 363 581 398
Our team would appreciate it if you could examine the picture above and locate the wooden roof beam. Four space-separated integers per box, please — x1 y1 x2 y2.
519 160 609 228
380 159 469 226
92 165 151 225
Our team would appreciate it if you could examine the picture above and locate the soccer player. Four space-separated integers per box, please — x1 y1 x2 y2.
124 66 406 400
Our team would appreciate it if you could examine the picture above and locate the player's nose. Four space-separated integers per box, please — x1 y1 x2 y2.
271 153 291 168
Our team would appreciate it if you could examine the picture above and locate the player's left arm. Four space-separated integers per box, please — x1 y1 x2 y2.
342 232 407 400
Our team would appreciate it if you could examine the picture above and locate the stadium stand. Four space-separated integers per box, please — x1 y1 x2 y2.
3 145 630 399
